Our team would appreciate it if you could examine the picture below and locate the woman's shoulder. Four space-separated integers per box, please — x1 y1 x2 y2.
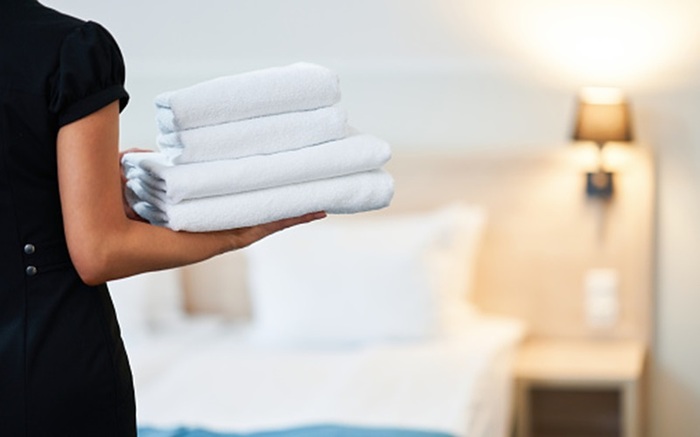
0 3 124 100
13 3 84 39
14 3 117 52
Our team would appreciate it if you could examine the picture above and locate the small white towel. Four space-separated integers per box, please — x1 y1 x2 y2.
155 63 341 132
126 170 394 232
123 134 392 204
157 106 349 164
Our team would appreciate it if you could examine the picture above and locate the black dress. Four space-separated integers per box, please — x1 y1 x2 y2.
0 1 136 435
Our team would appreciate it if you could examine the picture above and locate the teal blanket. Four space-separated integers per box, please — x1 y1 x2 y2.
138 425 454 437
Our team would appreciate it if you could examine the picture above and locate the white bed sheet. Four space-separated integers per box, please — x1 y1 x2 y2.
133 314 524 437
125 316 227 391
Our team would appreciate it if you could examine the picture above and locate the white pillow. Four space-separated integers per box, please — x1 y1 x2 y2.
108 269 185 344
244 203 486 347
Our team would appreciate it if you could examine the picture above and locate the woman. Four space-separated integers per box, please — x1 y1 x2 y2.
0 1 324 435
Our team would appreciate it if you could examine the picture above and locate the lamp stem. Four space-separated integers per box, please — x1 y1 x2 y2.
587 141 613 197
596 141 606 172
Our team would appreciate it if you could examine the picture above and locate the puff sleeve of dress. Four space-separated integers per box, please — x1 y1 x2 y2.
49 21 130 127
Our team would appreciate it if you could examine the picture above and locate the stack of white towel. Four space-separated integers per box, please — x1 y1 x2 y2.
123 63 394 232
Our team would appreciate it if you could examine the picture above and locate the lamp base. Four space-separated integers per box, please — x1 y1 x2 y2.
586 171 613 198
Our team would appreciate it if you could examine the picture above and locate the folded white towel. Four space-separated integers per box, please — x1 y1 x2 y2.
157 106 349 164
126 170 394 232
155 63 341 132
123 134 392 204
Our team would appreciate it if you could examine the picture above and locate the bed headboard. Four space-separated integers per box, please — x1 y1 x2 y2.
181 145 654 343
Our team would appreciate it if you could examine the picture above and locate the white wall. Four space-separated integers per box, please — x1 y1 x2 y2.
50 0 700 435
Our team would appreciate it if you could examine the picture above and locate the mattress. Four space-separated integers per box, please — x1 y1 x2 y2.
131 314 524 437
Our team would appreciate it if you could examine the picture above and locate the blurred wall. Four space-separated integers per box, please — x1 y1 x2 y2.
49 1 700 435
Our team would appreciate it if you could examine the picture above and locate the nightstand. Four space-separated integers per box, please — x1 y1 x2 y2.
514 339 645 437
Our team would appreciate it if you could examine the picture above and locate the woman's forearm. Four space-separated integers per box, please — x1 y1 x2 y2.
74 211 323 285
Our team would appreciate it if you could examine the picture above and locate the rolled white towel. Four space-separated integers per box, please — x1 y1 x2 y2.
155 62 341 132
123 135 392 204
157 106 349 164
126 170 395 232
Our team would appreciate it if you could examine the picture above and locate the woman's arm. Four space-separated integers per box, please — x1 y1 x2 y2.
57 101 324 285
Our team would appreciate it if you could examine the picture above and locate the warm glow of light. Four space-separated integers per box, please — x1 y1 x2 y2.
571 143 601 172
517 2 674 85
570 142 632 172
446 0 700 87
601 143 633 171
580 87 624 105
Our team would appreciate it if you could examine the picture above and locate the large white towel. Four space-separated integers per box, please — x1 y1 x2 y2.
157 106 349 164
155 63 341 132
126 170 394 232
123 135 392 204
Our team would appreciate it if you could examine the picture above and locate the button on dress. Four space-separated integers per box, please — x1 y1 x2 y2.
1 1 136 435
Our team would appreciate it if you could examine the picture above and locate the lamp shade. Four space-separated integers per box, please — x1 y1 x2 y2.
572 87 633 145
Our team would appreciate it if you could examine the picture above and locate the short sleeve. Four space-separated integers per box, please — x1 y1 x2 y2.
49 21 129 127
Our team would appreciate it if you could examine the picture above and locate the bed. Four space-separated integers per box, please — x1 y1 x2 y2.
133 314 523 437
